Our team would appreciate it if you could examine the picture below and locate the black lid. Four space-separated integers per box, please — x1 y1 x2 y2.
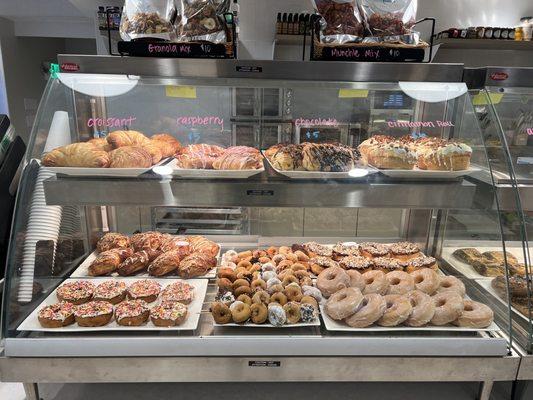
0 115 10 140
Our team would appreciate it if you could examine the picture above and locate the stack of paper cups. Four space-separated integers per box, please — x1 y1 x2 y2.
18 111 71 303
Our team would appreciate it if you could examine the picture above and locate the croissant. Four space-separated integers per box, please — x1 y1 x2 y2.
117 250 151 276
96 232 131 252
224 146 261 156
301 143 356 172
42 143 110 168
187 235 219 257
87 138 113 152
148 250 182 276
108 146 153 168
131 231 164 252
88 248 133 276
212 153 263 170
178 252 217 278
178 144 225 157
268 144 304 171
142 141 163 164
106 130 150 148
151 133 182 156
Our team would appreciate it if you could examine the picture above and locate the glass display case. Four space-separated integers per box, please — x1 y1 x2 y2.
0 58 528 400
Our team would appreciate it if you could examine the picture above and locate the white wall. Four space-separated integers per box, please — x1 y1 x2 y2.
238 0 533 59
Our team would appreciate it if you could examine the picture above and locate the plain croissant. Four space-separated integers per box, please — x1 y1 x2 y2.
42 143 110 168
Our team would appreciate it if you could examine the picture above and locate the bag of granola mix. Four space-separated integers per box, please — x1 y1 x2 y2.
312 0 364 44
176 0 227 43
120 0 177 41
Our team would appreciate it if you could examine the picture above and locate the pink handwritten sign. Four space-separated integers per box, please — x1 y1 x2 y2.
177 116 224 130
387 120 455 128
527 128 533 136
148 43 191 54
87 116 136 128
295 118 339 128
330 48 381 60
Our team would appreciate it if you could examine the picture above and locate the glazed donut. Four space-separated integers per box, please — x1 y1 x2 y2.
237 294 252 306
295 250 310 262
377 294 412 327
251 279 267 291
252 271 261 281
270 292 288 305
346 270 365 291
236 270 253 281
218 268 237 281
286 253 299 262
252 290 270 305
272 254 286 264
268 284 284 294
250 303 268 324
300 303 317 323
302 285 324 304
218 292 235 305
266 277 282 289
279 246 291 255
310 263 326 276
268 303 287 326
386 271 415 295
258 256 271 264
230 301 251 323
232 279 250 291
277 269 294 279
266 246 278 257
221 261 237 270
282 275 299 287
277 260 294 271
325 287 364 320
316 266 351 298
437 276 466 297
222 249 238 262
300 277 313 287
284 285 303 302
291 263 308 272
300 295 318 309
283 301 301 324
211 302 232 324
261 263 276 272
431 291 464 325
344 293 387 328
362 270 389 295
453 300 494 328
249 264 261 273
405 290 435 327
234 286 252 297
262 270 277 282
237 260 252 269
410 268 440 295
294 270 310 280
217 278 233 293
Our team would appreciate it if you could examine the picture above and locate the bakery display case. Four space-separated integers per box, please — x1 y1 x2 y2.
0 58 528 400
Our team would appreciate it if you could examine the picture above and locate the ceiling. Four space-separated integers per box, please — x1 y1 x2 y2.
0 0 85 19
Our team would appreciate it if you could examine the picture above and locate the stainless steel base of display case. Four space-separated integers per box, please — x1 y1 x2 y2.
0 354 520 400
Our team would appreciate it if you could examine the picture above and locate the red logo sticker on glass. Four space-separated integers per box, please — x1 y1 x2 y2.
60 63 80 72
490 72 508 81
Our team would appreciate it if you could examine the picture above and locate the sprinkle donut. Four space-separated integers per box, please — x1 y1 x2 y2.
93 281 127 305
268 303 287 326
56 281 95 305
115 300 150 326
38 302 76 328
127 280 161 303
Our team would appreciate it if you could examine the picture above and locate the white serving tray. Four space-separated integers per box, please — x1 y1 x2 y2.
378 167 481 179
319 303 500 332
18 277 208 332
167 159 264 179
476 279 529 323
41 158 171 178
213 319 320 328
71 249 218 279
264 153 378 180
441 246 530 280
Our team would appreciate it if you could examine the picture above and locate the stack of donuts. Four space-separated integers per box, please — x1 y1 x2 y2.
318 265 494 328
210 248 321 326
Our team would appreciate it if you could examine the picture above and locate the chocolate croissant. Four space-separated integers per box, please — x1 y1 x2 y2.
268 144 304 171
106 130 150 148
302 143 357 172
42 143 110 168
108 146 153 168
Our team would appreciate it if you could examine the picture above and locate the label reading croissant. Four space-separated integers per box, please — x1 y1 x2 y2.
387 120 454 128
87 116 137 128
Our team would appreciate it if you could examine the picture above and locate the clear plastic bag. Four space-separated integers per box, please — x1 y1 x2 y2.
120 0 177 41
176 0 227 43
313 0 364 44
358 0 419 44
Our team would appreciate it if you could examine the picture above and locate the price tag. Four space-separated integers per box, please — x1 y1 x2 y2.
338 89 369 98
166 86 197 99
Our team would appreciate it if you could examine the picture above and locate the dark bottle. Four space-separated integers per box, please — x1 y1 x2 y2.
276 13 282 34
299 13 306 35
288 14 294 34
282 13 288 34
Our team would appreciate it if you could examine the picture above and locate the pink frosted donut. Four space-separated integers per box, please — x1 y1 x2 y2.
386 271 415 295
410 268 440 295
437 276 466 297
346 269 365 291
362 270 389 295
453 300 494 328
431 291 464 325
377 294 412 327
316 266 350 298
405 290 435 327
325 287 363 320
344 293 387 328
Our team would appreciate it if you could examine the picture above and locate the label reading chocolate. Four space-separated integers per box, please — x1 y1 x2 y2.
248 361 281 367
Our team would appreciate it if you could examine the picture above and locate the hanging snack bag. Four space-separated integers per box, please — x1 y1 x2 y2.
358 0 419 44
313 0 364 44
176 0 227 43
120 0 177 41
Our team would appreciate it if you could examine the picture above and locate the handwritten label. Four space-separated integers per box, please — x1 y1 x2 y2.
387 120 454 128
177 116 224 130
330 48 382 60
527 128 533 136
148 43 193 54
87 116 136 128
295 118 339 128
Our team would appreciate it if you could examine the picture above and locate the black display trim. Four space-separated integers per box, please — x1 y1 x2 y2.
118 40 232 59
